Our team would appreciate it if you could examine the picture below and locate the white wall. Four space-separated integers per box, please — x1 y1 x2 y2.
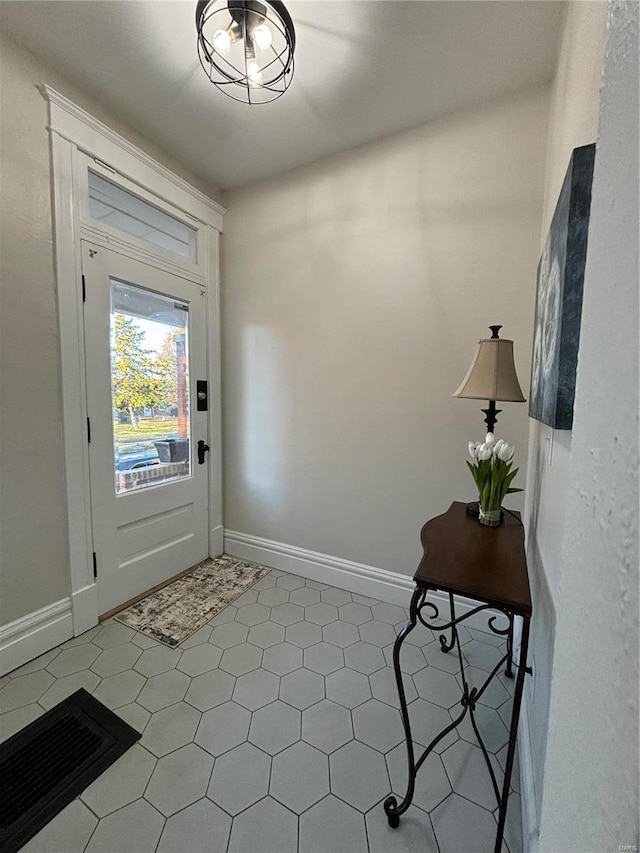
525 2 609 602
0 33 221 626
222 87 549 576
537 1 639 849
519 3 609 843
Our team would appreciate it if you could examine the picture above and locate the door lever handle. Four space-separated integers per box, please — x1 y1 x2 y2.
197 439 210 465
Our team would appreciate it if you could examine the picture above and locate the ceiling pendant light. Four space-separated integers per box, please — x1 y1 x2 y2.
196 0 296 105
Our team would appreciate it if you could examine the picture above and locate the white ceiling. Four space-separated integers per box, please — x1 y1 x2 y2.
0 0 564 190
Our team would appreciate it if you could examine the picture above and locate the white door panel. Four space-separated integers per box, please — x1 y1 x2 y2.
82 241 209 614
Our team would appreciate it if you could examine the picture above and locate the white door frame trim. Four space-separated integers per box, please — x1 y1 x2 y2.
45 86 225 635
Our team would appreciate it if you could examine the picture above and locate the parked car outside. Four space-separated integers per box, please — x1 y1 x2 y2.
116 451 160 471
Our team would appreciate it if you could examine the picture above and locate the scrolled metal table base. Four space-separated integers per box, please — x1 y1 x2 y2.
383 586 530 853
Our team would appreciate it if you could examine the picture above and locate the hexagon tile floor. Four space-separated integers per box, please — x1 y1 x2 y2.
1 568 523 853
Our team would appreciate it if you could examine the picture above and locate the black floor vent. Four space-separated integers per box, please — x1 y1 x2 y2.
0 688 140 853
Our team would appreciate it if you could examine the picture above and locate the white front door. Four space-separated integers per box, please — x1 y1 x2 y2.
82 241 210 614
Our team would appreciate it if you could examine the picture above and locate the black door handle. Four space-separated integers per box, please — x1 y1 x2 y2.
197 439 210 465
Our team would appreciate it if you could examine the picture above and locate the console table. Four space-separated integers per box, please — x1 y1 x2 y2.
383 501 532 853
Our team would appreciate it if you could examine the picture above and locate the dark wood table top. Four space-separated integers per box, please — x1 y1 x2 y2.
414 502 531 616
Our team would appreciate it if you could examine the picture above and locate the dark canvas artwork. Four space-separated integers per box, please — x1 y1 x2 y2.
529 143 596 430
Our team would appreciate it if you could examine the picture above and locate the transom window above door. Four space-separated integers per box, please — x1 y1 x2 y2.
88 170 198 262
76 151 209 276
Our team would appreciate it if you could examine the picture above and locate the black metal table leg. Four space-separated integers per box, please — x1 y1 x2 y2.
505 618 515 678
383 586 424 827
439 591 456 652
494 615 530 853
384 588 469 829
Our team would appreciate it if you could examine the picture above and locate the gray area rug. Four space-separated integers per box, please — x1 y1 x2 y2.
114 554 270 647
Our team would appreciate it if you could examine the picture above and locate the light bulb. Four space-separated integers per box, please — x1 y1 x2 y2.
252 23 272 50
212 29 232 54
247 59 263 87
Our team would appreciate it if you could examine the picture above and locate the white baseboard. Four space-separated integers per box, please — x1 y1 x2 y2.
72 583 98 636
225 529 415 606
518 686 539 852
210 525 224 557
224 530 509 634
0 598 74 676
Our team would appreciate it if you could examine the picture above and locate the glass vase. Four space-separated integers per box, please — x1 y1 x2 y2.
479 507 502 527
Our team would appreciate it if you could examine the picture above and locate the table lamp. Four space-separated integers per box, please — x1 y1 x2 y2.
453 325 526 434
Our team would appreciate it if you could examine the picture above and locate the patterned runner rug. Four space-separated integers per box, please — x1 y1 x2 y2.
114 554 270 647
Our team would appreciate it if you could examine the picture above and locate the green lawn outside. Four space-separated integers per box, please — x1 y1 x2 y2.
115 418 179 442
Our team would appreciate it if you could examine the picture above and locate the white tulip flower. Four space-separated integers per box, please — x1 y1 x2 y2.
464 433 521 521
497 442 515 462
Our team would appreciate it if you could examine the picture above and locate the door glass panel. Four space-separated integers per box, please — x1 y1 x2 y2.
110 280 191 494
89 171 197 261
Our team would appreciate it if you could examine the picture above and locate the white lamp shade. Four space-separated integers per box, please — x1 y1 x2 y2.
453 337 526 402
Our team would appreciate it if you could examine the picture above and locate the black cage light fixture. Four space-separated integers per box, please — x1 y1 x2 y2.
196 0 296 104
